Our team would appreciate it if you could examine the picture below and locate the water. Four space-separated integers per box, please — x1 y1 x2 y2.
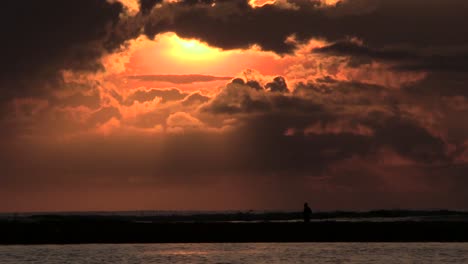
1 243 467 263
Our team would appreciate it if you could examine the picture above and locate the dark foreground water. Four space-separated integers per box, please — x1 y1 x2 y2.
1 243 467 263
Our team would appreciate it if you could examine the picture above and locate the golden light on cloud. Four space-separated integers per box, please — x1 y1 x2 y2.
320 0 342 6
107 0 140 15
249 0 276 8
111 32 293 79
168 34 221 62
249 0 342 8
101 32 417 94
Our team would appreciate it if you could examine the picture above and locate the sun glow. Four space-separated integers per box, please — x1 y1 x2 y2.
168 34 221 61
108 32 292 80
249 0 342 8
321 0 341 6
249 0 276 8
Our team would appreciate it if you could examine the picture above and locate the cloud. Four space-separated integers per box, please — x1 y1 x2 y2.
166 111 204 133
141 0 468 54
302 120 374 136
1 0 468 210
404 72 468 98
123 88 187 105
0 0 140 104
86 107 122 128
109 0 140 15
182 92 211 106
1 73 467 210
313 40 468 73
50 90 102 110
2 0 468 102
2 0 466 104
127 74 233 83
265 76 289 92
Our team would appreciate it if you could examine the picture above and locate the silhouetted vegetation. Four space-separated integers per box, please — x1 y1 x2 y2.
2 209 468 224
1 210 467 244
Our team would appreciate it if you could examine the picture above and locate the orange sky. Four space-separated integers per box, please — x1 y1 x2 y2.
100 32 421 96
102 33 297 92
122 33 293 75
3 0 468 212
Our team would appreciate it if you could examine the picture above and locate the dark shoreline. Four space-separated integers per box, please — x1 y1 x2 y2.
1 221 468 245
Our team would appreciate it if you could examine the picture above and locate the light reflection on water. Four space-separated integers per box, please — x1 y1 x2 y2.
1 243 468 263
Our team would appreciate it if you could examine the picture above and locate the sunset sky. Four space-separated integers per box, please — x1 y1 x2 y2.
1 0 468 212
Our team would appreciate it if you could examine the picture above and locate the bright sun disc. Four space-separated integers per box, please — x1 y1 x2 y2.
169 34 221 61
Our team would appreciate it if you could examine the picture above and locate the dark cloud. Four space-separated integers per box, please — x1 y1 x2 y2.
311 40 468 98
404 72 468 98
203 76 317 114
182 92 211 106
227 113 374 175
142 0 468 54
266 76 289 93
0 0 139 103
200 77 451 166
86 107 122 127
2 0 466 102
139 0 162 14
2 77 463 210
123 88 187 105
2 71 464 211
1 0 468 211
367 114 449 163
313 40 468 73
313 41 418 62
49 90 101 110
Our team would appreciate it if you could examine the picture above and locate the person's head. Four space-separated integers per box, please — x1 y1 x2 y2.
304 202 308 207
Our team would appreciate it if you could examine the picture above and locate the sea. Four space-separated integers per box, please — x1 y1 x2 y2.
1 243 467 263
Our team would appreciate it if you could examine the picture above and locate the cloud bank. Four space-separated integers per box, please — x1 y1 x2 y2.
1 0 468 211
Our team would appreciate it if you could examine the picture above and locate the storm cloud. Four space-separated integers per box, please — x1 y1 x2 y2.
1 0 468 211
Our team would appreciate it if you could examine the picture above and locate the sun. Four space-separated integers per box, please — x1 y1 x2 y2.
321 0 341 6
168 33 221 61
249 0 276 8
111 32 291 77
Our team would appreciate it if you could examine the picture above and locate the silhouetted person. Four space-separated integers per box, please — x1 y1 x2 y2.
303 202 312 223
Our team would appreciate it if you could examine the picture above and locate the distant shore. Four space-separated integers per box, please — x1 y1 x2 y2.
0 212 468 245
2 209 468 222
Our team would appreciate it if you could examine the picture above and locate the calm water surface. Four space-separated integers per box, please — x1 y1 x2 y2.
1 243 467 263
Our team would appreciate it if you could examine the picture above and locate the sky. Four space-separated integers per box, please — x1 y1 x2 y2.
1 0 468 212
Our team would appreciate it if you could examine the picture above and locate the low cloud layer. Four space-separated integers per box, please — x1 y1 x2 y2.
127 74 233 84
2 70 467 211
